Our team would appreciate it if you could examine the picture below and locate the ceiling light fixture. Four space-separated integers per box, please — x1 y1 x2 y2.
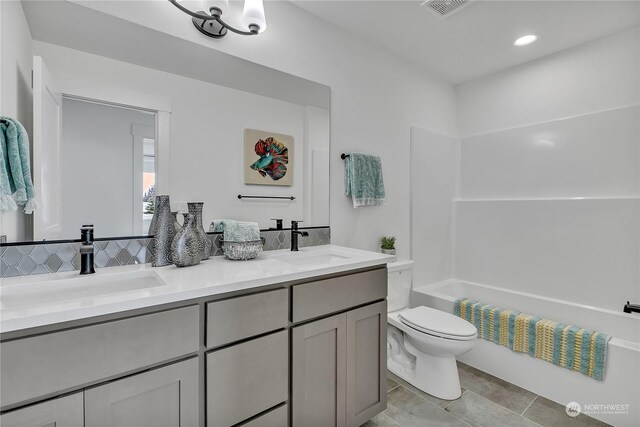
169 0 266 39
514 34 538 47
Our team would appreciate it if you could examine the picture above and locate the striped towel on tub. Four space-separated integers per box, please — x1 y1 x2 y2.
454 298 611 380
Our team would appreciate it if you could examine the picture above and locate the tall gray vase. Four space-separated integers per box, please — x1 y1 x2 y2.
171 213 204 268
188 202 212 260
152 195 176 267
148 201 181 236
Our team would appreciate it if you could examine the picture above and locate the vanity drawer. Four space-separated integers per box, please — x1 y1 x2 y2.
292 268 387 323
206 288 288 348
239 404 288 427
206 330 288 427
0 305 199 408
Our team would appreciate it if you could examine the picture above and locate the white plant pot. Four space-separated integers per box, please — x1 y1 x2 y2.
381 248 396 255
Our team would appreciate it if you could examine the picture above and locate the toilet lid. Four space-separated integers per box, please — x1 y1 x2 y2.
398 306 477 341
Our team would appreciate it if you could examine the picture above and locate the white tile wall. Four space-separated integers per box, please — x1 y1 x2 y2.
454 198 639 311
459 106 639 199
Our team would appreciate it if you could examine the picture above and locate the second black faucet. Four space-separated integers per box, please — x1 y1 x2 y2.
290 221 309 251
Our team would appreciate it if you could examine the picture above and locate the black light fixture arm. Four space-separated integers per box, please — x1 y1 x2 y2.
216 16 260 35
168 0 259 38
168 0 217 20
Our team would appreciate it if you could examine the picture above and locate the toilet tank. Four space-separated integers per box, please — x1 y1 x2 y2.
387 259 414 312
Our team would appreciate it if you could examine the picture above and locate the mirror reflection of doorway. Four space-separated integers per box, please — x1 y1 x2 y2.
60 98 156 237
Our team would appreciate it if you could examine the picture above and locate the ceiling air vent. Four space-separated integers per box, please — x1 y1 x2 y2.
421 0 473 19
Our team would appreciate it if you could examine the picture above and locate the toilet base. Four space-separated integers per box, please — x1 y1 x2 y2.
388 350 462 400
410 344 462 400
387 324 463 401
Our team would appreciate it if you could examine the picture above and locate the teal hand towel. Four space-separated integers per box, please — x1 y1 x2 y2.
0 125 18 212
210 219 233 232
225 221 260 242
0 117 38 213
211 219 260 242
344 152 385 207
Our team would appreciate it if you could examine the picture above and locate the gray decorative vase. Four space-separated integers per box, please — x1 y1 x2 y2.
171 213 204 268
188 202 212 260
152 195 176 267
147 197 160 235
171 211 182 234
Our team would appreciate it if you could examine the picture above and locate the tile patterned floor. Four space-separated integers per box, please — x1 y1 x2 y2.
362 362 610 427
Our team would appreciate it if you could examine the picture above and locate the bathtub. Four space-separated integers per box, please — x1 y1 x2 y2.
412 279 640 427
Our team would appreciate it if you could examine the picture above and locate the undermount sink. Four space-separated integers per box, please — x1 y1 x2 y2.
0 270 167 311
272 249 352 267
282 254 350 266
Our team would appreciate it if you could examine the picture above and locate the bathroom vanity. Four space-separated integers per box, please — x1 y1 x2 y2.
0 245 392 427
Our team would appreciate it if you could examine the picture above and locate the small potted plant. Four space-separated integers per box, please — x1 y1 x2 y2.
380 236 396 255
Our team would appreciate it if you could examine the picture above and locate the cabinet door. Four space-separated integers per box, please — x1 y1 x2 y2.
0 393 83 427
85 358 199 427
292 313 347 427
346 301 387 427
206 331 288 427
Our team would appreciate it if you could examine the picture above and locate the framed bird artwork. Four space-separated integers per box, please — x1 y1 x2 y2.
244 129 294 186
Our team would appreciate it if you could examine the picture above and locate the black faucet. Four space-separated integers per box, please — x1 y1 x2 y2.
623 301 640 314
80 225 96 275
290 220 309 251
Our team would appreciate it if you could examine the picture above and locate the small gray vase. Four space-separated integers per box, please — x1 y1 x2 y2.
188 202 212 260
171 213 204 268
170 211 182 234
152 195 176 267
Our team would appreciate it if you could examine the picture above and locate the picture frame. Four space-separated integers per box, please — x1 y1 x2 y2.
244 129 294 186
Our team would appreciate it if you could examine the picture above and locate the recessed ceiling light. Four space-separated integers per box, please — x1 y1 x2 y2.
514 34 538 46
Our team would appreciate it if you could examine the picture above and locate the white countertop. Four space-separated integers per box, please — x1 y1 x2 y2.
0 245 393 335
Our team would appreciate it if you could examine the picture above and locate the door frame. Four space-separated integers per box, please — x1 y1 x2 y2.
58 93 171 197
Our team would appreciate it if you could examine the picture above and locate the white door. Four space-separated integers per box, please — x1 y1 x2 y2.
32 56 62 240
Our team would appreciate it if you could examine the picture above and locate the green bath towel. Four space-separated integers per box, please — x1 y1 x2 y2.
0 117 38 213
344 152 385 207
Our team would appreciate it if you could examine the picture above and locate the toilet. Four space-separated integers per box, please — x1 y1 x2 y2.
386 260 477 400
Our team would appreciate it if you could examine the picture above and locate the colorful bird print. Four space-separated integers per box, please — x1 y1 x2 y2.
249 137 289 180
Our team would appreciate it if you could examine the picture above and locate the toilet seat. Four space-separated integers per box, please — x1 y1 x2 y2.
398 306 477 341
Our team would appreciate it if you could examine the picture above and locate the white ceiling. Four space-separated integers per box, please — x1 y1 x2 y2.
292 0 640 84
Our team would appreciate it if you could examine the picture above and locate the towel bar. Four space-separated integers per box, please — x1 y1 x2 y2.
340 153 350 159
237 195 295 200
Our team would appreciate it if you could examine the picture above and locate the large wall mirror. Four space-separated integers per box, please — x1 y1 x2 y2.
3 1 330 243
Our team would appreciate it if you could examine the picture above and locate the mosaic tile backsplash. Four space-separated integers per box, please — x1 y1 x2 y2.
0 227 330 277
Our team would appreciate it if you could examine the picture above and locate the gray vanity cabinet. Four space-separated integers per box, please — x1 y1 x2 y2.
292 313 348 427
0 266 388 427
292 302 387 427
84 357 199 427
346 301 387 427
0 393 83 427
291 268 387 427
